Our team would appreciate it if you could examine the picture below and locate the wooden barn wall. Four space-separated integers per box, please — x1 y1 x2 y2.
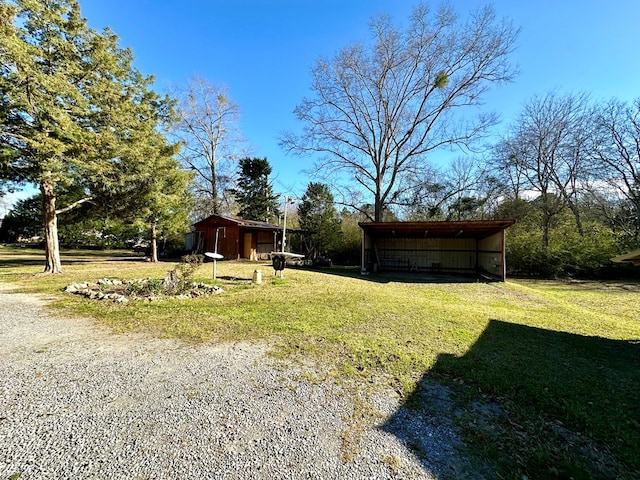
366 237 478 273
477 231 505 279
209 226 240 259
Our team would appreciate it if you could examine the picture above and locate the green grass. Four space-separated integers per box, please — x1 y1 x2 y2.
1 246 639 479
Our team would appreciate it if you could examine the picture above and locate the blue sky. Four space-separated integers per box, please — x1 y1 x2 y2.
3 0 640 213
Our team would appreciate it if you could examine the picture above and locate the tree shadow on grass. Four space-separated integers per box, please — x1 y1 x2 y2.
0 250 175 268
0 257 47 268
216 275 254 282
381 320 640 479
525 278 640 293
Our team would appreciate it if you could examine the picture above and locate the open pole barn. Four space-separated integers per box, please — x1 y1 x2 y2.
359 220 516 281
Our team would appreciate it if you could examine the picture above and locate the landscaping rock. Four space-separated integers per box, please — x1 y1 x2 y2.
63 277 223 303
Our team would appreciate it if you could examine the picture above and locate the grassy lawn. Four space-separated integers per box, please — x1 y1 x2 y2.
1 246 639 479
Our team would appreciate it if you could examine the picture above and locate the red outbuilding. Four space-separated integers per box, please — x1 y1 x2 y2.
187 215 283 261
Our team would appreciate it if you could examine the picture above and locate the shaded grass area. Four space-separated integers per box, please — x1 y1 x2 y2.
431 321 639 478
1 247 639 479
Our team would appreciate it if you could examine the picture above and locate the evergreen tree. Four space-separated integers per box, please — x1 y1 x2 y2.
122 130 192 262
232 158 279 222
0 0 178 272
298 182 342 260
0 194 42 241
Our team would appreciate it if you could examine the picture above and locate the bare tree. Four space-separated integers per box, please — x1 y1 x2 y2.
397 156 487 220
496 92 593 247
281 3 519 221
172 77 246 219
491 137 528 200
591 98 640 240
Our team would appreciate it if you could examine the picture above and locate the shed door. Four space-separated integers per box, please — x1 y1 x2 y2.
243 232 256 260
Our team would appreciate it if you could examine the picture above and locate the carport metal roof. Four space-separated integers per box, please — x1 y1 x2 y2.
358 220 516 239
611 249 640 266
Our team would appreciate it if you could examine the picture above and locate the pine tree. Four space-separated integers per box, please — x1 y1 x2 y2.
298 182 342 259
121 128 192 262
232 158 280 222
0 0 179 272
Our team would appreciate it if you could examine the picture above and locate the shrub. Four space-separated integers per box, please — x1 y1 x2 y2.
176 254 204 281
125 279 160 296
506 221 623 278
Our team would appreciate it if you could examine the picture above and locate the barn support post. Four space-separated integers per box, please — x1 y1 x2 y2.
501 229 507 282
360 229 367 274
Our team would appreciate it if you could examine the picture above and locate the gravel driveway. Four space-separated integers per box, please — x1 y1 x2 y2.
0 284 464 479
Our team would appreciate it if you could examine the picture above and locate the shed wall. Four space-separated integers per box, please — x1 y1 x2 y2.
256 231 276 259
207 226 240 259
477 231 505 279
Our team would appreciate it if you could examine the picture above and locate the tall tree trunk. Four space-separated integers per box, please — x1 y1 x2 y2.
210 158 218 215
40 181 63 273
633 195 640 242
374 187 384 222
150 221 158 262
541 218 550 250
541 203 551 250
567 200 584 237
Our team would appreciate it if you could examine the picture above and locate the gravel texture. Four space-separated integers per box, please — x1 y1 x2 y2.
0 284 465 479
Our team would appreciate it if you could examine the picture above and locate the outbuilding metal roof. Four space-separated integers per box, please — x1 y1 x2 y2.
358 220 516 239
193 214 281 231
611 249 640 266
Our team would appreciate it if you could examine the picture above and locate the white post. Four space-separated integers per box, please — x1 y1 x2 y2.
278 196 291 279
282 195 288 254
212 227 225 280
214 228 220 279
